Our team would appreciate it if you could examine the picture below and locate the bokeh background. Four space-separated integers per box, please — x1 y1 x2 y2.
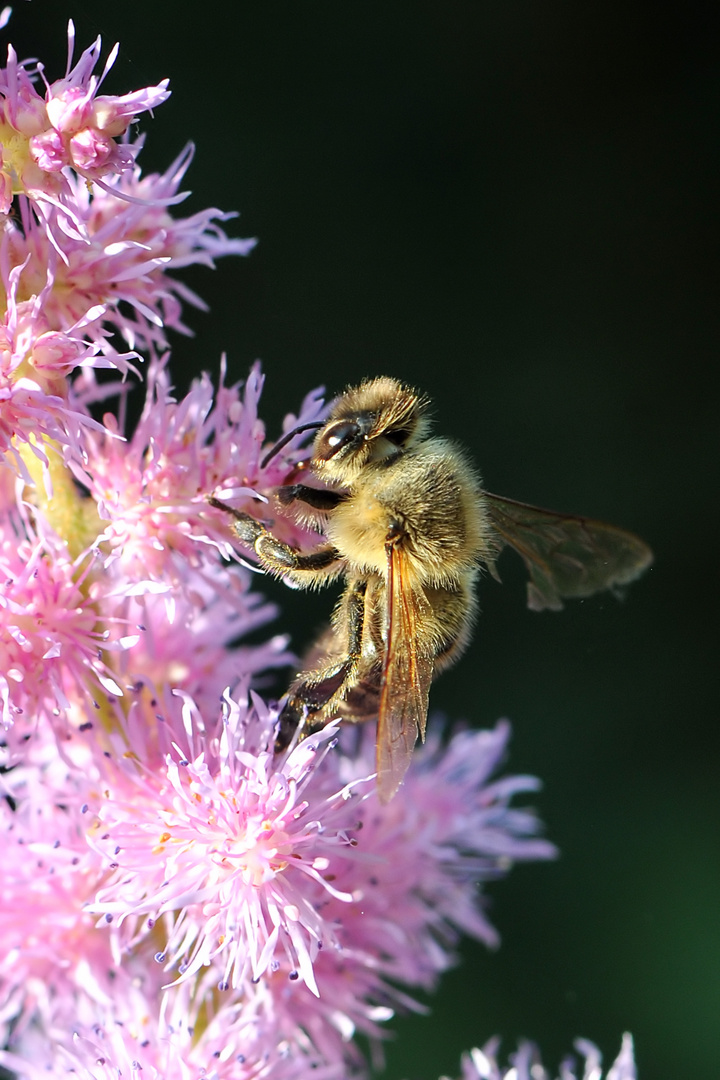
9 2 718 1077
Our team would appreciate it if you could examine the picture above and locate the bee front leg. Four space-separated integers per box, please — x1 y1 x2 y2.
208 496 340 576
275 579 368 752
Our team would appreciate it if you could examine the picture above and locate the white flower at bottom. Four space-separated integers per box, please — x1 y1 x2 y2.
455 1033 636 1080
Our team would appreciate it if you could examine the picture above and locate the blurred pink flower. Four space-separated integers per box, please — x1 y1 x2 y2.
0 762 134 1047
258 721 557 1061
0 990 347 1080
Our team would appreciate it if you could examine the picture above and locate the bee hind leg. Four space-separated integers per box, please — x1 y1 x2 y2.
274 580 368 753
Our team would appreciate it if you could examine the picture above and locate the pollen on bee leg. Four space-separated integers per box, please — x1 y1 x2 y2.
231 514 265 544
256 534 295 567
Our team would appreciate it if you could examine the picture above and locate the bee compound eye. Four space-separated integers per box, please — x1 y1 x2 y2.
315 419 361 460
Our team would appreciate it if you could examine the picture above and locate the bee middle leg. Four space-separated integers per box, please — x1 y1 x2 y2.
276 484 345 512
275 579 368 753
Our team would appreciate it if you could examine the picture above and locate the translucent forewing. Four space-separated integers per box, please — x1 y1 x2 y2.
376 543 433 802
481 490 653 612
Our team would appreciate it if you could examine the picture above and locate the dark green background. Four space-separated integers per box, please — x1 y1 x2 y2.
10 3 718 1077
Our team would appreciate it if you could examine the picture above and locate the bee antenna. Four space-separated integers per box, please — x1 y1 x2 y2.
260 421 323 469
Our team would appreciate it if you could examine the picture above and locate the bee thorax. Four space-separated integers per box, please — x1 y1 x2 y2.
325 446 487 586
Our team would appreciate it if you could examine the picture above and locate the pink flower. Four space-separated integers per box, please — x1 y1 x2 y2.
0 161 12 215
82 359 325 583
0 21 170 215
84 694 370 999
80 679 554 1067
0 526 133 737
111 564 292 719
0 260 108 479
3 145 255 360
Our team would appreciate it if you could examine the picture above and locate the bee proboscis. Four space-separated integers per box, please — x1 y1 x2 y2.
210 377 652 802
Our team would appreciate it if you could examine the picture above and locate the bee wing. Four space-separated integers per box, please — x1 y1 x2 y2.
481 490 653 612
376 544 434 803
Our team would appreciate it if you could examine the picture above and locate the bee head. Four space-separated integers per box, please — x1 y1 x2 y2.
312 376 429 483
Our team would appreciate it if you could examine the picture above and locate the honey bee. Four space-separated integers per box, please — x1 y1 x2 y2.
210 377 652 802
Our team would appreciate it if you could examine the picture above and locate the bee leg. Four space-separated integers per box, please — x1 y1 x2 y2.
274 580 367 753
274 698 307 754
277 484 345 511
208 496 340 575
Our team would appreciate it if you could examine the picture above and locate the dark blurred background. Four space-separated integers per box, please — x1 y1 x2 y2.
10 2 718 1076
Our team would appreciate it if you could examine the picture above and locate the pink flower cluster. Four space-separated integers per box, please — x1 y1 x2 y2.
0 18 638 1080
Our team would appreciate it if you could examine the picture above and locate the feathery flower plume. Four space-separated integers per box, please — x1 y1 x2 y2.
0 15 640 1080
